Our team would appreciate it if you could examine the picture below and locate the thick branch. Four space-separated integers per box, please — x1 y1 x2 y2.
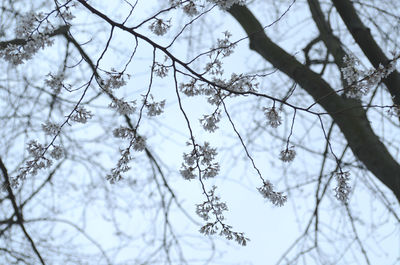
331 0 400 105
228 4 400 202
307 0 346 69
0 25 70 49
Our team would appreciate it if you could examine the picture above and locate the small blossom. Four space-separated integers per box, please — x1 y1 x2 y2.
106 149 132 184
179 164 196 180
199 222 218 235
196 186 227 221
153 63 169 78
70 106 93 123
144 95 165 116
264 107 282 128
42 122 60 136
102 71 127 90
132 136 146 151
334 171 351 203
113 126 134 139
180 142 219 180
50 145 64 160
27 140 45 158
279 146 296 162
180 80 201 96
183 1 198 16
15 12 42 38
109 98 136 115
341 54 398 98
198 142 217 165
45 73 64 91
149 19 171 36
204 59 223 76
59 8 75 22
202 163 220 179
257 180 287 206
341 54 361 85
226 73 258 93
216 31 236 57
200 111 221 132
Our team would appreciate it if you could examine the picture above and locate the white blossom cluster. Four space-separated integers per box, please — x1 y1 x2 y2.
200 110 221 132
70 106 93 123
341 54 398 98
279 146 296 162
179 79 202 97
153 62 169 78
11 140 64 188
225 73 259 93
182 1 198 16
196 186 249 246
45 73 65 92
101 70 127 91
180 142 220 180
107 131 146 184
263 107 282 128
180 74 258 108
149 19 171 36
0 35 54 65
257 180 287 206
109 97 136 115
0 12 54 65
216 31 236 57
334 171 351 203
15 12 44 38
204 58 223 76
106 149 131 184
50 145 64 160
42 122 60 136
58 6 75 22
113 126 134 139
184 74 258 107
199 222 249 246
28 140 64 161
144 95 165 117
112 126 147 151
196 186 227 221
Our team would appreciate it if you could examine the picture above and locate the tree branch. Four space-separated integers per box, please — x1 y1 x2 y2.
227 4 400 202
331 0 400 105
0 158 46 265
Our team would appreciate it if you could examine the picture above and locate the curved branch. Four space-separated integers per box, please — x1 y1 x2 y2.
331 0 400 105
0 25 70 49
306 0 346 70
227 4 400 202
0 158 46 265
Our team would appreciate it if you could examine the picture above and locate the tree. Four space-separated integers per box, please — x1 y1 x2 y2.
0 0 399 264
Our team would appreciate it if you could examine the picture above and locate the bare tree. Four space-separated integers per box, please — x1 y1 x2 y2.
0 0 399 264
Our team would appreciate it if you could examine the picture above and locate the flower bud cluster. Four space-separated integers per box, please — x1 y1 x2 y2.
341 54 398 98
263 107 282 128
197 186 249 246
180 142 220 180
11 140 64 188
334 171 351 203
279 146 296 162
257 180 287 206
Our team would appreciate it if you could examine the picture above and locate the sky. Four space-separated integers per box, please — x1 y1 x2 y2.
1 0 399 264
